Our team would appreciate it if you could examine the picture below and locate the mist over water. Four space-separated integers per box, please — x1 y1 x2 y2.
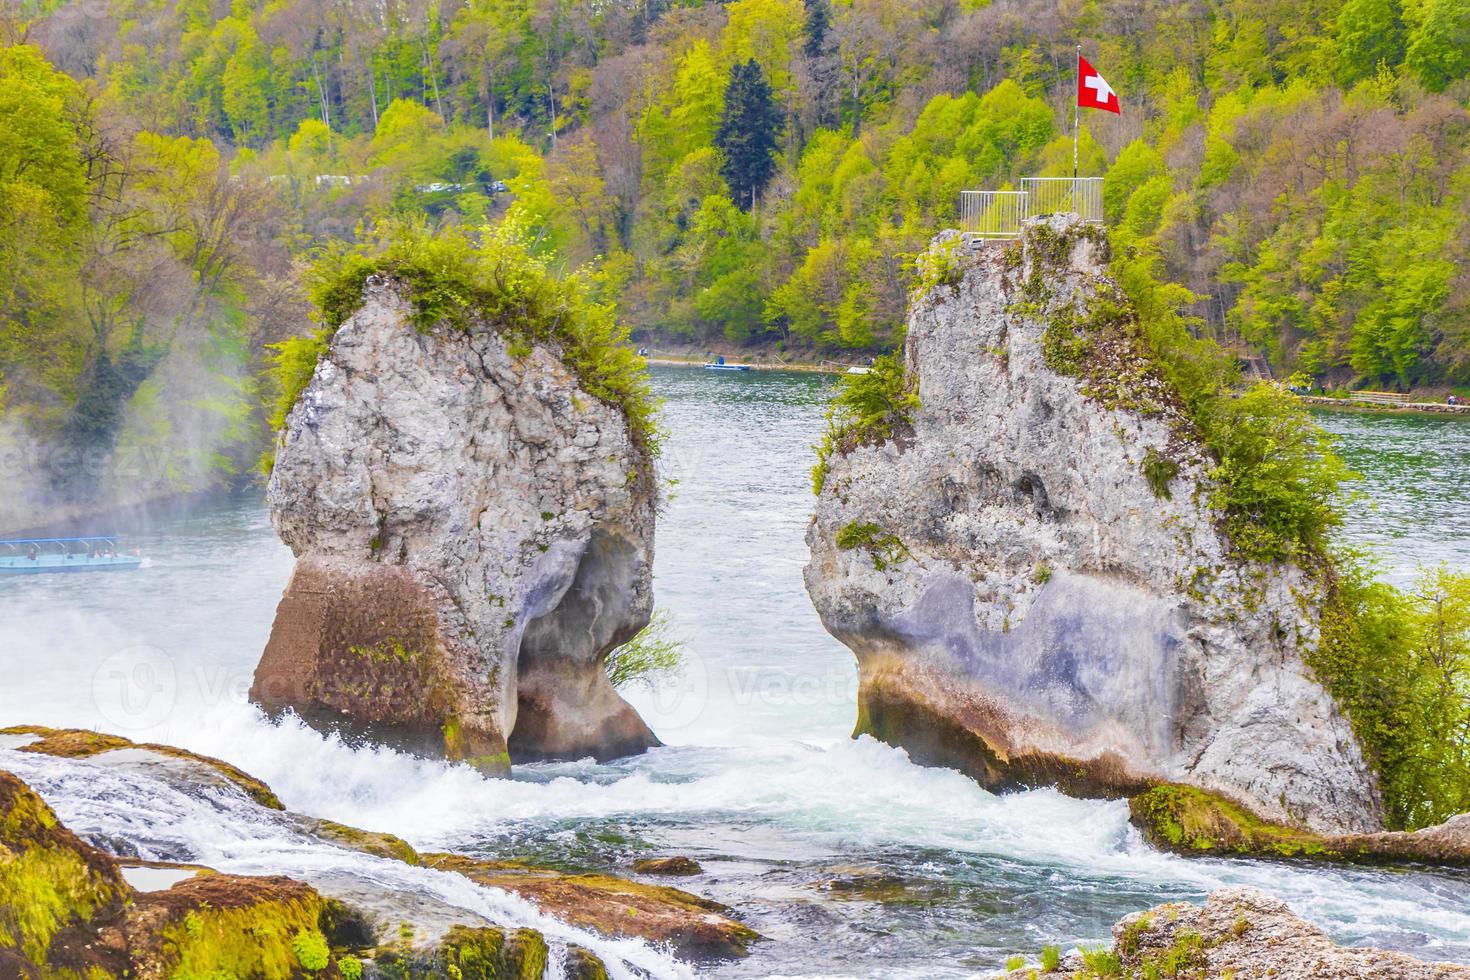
1 368 1468 978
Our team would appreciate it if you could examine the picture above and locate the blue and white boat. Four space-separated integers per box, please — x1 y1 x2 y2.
702 356 752 372
0 537 143 575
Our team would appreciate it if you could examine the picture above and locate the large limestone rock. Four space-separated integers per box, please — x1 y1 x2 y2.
252 276 658 770
804 221 1379 834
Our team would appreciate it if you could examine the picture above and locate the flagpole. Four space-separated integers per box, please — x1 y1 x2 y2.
1073 44 1081 184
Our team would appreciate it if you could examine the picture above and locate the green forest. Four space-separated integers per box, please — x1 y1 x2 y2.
3 0 1470 510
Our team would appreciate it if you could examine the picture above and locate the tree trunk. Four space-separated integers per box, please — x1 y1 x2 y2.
421 37 444 117
367 60 380 130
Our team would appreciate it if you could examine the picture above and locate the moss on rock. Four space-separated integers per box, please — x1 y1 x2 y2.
2 726 284 810
421 853 760 960
435 924 547 980
1130 783 1470 867
0 770 130 968
630 855 702 876
311 819 421 866
1129 784 1334 858
564 944 610 980
369 923 549 980
123 872 349 979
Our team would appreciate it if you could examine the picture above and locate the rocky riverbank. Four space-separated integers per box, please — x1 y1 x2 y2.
804 220 1379 834
0 725 761 978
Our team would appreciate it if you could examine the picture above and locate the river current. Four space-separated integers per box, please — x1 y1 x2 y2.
2 367 1468 978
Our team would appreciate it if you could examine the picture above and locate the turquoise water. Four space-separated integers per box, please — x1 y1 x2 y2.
1314 407 1470 585
0 368 1467 978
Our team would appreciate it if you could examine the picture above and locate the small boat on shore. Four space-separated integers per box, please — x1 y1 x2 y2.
0 537 143 575
703 356 752 372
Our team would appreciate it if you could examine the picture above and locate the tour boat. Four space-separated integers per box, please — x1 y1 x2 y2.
703 357 752 372
0 537 143 575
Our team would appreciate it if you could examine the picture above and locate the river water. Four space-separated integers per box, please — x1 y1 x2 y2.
1 368 1468 978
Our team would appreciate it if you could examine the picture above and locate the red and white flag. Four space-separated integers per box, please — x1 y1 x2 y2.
1077 55 1121 114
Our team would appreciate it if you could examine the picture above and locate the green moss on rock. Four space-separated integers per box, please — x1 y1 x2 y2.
311 819 421 866
422 853 760 960
435 924 547 980
835 522 910 571
0 771 130 965
130 873 345 979
2 726 283 810
564 945 610 980
1128 784 1332 858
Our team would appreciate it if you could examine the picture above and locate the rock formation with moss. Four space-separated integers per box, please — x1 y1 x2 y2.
804 220 1379 834
252 274 659 770
2 727 761 974
1000 886 1470 979
0 768 364 980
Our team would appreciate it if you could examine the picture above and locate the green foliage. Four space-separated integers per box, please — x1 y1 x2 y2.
0 780 126 963
1144 930 1205 978
292 928 331 971
290 218 660 457
1206 384 1353 563
1315 561 1470 828
835 521 909 571
803 0 832 57
1115 249 1350 565
157 895 336 979
1405 0 1470 90
1039 944 1062 971
605 610 686 690
1006 955 1027 971
1334 0 1406 85
811 354 919 494
913 237 965 299
1080 947 1122 977
1141 448 1180 500
264 330 330 438
338 955 364 980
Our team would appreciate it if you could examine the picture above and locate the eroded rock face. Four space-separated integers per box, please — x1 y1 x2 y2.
252 276 658 769
804 221 1379 834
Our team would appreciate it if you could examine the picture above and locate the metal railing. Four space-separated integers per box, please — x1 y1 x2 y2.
1020 177 1103 223
959 190 1029 239
959 177 1105 240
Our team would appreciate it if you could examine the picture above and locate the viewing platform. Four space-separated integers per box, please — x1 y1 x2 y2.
960 177 1103 241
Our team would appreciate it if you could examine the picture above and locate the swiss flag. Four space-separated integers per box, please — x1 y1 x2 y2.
1077 55 1121 114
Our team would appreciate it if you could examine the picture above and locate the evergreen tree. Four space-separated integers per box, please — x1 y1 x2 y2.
803 0 832 58
715 59 782 209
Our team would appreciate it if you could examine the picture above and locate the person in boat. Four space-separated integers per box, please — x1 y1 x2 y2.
26 543 37 561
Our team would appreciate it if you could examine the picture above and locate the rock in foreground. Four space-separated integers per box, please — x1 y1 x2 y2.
253 275 658 770
2 728 761 974
804 221 1378 834
1106 887 1469 979
0 768 370 980
423 853 759 960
